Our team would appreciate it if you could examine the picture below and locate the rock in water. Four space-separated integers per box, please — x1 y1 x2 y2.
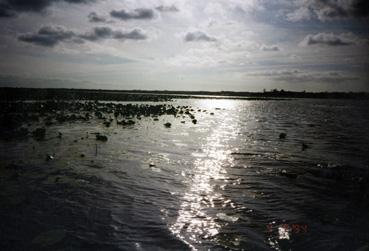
96 134 108 142
279 169 298 179
46 154 54 161
164 122 171 128
279 133 287 139
302 142 309 151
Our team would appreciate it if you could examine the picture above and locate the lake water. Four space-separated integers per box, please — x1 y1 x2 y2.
1 98 368 250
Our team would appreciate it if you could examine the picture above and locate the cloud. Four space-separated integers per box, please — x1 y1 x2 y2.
249 69 359 83
79 27 114 41
0 0 95 18
18 26 76 47
286 0 369 22
81 27 147 41
110 8 154 21
18 25 147 47
299 32 360 46
260 44 280 51
286 6 313 22
88 12 107 23
184 31 217 42
113 29 147 40
155 5 179 12
0 3 15 17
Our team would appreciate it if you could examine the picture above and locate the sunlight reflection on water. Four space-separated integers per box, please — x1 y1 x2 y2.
196 99 238 110
169 105 240 250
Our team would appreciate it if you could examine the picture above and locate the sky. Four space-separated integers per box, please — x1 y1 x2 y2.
0 0 368 91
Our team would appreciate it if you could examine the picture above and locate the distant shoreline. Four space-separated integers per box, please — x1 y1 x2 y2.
1 87 368 101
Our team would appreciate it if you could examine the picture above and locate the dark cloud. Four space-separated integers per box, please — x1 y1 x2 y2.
80 27 113 41
260 44 280 51
18 25 147 46
18 26 76 47
287 0 369 21
113 29 147 40
314 0 369 19
88 12 106 23
300 32 357 46
0 0 95 18
275 72 359 84
110 8 154 21
1 0 56 13
184 31 217 42
250 69 359 83
0 3 15 17
155 5 179 12
80 27 147 41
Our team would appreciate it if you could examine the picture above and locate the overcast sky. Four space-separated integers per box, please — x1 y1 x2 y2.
0 0 368 91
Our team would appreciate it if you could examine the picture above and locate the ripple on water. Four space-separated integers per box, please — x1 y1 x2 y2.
1 99 369 250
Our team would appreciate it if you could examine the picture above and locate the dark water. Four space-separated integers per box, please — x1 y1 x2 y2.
1 99 369 250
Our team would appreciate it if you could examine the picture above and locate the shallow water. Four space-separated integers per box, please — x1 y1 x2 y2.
1 98 369 250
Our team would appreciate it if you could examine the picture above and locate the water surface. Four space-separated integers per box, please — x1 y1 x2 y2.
1 99 368 250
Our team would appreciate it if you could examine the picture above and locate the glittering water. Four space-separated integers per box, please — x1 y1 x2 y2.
1 99 369 250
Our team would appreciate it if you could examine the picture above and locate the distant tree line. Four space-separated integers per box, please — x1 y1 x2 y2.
0 87 368 101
